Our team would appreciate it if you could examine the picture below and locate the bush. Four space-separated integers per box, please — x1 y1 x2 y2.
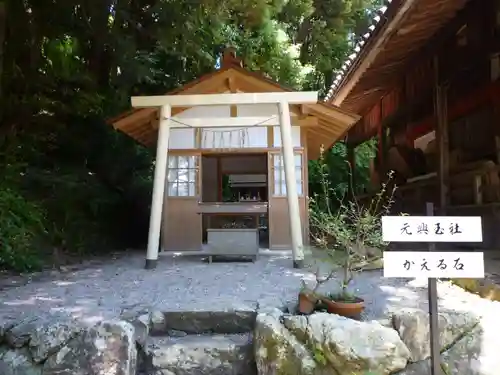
0 122 152 272
308 146 396 298
0 186 45 272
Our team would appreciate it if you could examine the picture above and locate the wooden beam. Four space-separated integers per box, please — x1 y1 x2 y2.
230 71 358 125
303 103 360 127
307 126 327 138
164 116 318 128
131 92 318 108
347 144 356 199
434 56 450 214
267 126 274 147
113 109 155 130
227 75 238 117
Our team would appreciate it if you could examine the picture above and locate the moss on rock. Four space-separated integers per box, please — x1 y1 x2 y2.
451 278 500 302
254 311 321 375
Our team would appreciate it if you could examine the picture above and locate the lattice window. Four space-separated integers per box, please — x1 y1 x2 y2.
272 153 303 197
167 156 197 197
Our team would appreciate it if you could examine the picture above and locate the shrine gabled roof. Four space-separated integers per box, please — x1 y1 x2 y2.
108 65 360 159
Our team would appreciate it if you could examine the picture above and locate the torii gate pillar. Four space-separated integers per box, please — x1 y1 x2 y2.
145 105 171 269
278 100 304 268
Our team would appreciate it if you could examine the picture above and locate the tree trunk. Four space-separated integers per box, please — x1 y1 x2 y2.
0 1 6 124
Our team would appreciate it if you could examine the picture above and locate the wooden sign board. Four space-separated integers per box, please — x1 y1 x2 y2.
382 208 484 375
383 251 485 278
381 216 483 243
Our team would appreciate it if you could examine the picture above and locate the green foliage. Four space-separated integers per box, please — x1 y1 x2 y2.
0 123 153 271
309 147 396 298
308 140 377 200
0 186 44 272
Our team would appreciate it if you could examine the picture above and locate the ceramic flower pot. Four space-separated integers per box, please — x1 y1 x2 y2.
298 292 317 315
322 296 365 317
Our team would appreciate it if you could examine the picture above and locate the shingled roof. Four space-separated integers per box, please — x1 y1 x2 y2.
326 0 470 115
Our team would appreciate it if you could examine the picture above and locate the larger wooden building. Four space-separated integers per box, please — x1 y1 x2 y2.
328 0 500 247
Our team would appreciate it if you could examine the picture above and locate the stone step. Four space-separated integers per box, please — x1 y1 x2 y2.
160 310 256 334
140 333 256 375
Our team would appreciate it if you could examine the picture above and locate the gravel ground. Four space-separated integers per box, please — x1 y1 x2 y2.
1 252 499 328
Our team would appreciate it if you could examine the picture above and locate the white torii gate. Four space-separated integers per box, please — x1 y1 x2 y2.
131 91 319 269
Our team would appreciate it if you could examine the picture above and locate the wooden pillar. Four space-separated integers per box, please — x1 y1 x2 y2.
377 103 388 179
278 100 304 268
347 143 356 199
146 105 171 269
433 57 449 214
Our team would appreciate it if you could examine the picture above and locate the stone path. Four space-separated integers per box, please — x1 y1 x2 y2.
1 252 499 328
1 252 500 374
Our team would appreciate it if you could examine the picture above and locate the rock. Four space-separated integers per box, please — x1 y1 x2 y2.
2 314 86 363
257 307 284 322
29 315 85 363
164 310 256 334
121 312 149 347
392 308 479 362
395 359 430 375
149 311 166 335
254 310 325 375
120 304 151 321
0 317 19 343
284 299 298 315
5 316 41 348
439 324 494 375
0 347 42 375
167 330 187 338
397 324 497 375
130 314 150 347
43 320 137 375
284 313 410 375
144 333 254 375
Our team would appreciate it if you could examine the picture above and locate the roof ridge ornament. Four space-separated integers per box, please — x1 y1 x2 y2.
221 46 243 68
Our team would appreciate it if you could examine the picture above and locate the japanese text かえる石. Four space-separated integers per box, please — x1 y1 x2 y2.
402 257 464 271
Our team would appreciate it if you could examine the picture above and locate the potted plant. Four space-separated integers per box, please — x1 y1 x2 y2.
308 145 396 318
297 268 337 314
298 282 318 315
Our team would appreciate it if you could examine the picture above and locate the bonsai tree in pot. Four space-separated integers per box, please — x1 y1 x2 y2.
308 146 396 318
298 267 337 314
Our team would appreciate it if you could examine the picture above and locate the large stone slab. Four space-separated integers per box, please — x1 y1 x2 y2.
163 310 256 334
397 324 498 375
283 313 410 375
143 333 255 375
392 308 480 362
43 320 137 375
254 309 327 375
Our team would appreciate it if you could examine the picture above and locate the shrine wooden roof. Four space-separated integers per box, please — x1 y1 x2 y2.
108 65 360 159
327 0 470 115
